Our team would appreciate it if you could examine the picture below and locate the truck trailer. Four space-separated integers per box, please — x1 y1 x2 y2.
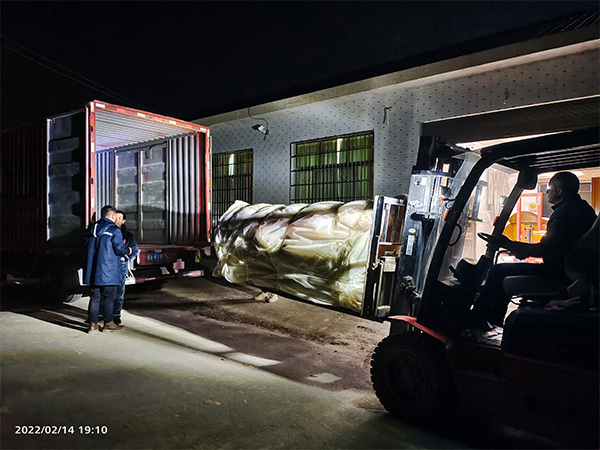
1 100 212 302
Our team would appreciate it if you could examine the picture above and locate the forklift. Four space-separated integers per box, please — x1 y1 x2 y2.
362 127 599 448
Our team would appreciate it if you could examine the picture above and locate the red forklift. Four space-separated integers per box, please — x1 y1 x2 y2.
362 127 599 448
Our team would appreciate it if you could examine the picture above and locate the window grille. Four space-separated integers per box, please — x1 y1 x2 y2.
212 149 253 229
291 131 374 203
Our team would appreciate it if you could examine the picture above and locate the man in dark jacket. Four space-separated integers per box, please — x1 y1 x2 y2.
477 171 597 326
84 205 131 333
113 210 139 325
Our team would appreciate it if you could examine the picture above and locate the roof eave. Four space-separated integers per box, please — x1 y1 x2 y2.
194 26 599 127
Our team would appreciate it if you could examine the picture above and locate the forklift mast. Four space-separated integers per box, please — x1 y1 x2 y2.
361 137 471 321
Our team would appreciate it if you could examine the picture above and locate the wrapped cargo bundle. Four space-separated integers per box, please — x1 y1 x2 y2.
213 200 374 312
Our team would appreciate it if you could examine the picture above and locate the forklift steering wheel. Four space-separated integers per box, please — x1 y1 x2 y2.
477 232 500 251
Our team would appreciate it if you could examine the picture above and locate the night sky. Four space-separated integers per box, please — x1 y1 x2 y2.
1 1 597 130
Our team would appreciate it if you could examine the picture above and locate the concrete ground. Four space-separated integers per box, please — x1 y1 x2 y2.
0 273 539 449
126 274 391 384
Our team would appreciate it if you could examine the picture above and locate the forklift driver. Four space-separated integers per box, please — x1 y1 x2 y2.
474 171 597 327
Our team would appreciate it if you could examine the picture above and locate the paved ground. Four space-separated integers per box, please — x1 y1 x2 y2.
123 274 391 392
0 274 542 449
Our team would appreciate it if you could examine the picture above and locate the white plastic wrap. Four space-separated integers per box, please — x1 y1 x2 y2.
213 200 374 312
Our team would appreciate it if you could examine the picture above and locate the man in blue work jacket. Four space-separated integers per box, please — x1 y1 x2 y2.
84 205 132 333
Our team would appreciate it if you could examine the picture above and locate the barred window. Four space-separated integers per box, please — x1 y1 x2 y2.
291 131 374 203
212 149 253 228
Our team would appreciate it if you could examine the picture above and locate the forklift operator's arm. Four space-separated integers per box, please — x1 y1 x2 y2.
477 232 540 260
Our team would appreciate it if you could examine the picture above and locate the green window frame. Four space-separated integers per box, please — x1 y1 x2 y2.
212 149 253 228
290 131 374 203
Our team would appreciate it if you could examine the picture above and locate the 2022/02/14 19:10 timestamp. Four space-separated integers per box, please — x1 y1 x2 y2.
15 425 108 435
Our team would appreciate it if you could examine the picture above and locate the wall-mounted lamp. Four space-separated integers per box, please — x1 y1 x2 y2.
252 123 269 135
248 107 269 140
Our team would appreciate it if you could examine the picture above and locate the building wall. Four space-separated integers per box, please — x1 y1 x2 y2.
209 46 598 205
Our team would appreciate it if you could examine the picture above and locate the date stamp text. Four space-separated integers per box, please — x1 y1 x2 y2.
15 425 108 435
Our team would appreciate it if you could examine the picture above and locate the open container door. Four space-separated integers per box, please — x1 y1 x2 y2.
46 109 88 245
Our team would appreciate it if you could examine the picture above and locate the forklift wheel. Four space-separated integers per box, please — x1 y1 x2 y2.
371 331 453 420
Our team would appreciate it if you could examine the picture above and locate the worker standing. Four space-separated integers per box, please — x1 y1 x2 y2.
84 205 131 333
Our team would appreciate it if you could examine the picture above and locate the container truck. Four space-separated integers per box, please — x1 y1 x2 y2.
1 100 211 302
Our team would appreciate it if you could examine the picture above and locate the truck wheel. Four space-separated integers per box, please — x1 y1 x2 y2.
140 280 168 292
371 331 453 420
40 260 81 304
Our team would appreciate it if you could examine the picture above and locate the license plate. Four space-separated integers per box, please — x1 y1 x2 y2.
145 252 168 263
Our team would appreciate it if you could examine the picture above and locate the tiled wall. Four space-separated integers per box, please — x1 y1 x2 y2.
210 48 598 205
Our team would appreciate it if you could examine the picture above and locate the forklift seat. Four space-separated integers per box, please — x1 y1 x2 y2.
500 275 563 303
564 214 599 302
501 216 599 370
502 215 599 307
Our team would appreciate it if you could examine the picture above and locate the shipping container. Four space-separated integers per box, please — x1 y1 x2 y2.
1 100 211 302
